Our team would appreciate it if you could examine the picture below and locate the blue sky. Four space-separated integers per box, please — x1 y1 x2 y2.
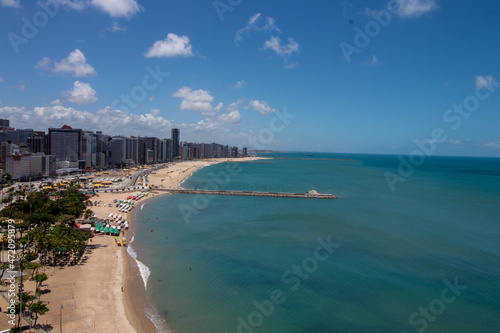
1 0 499 156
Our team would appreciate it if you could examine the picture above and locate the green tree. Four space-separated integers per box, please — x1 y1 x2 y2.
33 273 48 293
15 292 36 330
28 301 49 327
25 262 42 279
0 263 9 281
58 214 75 226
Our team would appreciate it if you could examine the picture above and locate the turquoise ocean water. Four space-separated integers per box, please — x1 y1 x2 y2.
130 153 500 333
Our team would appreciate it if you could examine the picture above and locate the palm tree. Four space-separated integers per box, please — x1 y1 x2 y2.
28 301 49 327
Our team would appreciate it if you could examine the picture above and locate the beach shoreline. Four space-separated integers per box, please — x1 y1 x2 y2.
34 156 268 333
122 156 269 332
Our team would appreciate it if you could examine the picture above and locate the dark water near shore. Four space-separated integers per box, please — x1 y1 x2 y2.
132 153 500 332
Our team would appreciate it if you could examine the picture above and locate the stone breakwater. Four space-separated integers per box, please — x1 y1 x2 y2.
156 188 337 199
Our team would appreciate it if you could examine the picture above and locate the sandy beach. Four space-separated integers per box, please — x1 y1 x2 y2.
18 156 265 333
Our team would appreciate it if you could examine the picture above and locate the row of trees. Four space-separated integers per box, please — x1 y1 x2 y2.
0 184 93 331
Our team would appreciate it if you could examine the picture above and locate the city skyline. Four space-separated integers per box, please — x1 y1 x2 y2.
1 1 500 157
1 118 245 179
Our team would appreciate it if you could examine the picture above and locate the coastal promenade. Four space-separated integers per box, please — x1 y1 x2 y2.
156 188 338 199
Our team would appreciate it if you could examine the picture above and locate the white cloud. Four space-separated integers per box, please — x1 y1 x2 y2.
362 55 380 66
91 0 142 18
150 108 161 116
144 33 194 58
52 0 142 18
235 13 280 43
483 142 500 149
447 139 470 145
263 36 299 57
172 87 222 114
218 110 241 124
283 62 298 69
35 57 51 70
475 75 497 90
66 81 97 105
39 49 96 77
233 80 246 89
0 102 251 146
227 98 246 111
51 99 63 106
54 49 96 76
0 76 4 82
6 80 25 91
0 0 20 8
0 104 175 137
249 100 275 115
106 21 127 33
390 0 438 18
50 0 86 11
0 103 265 149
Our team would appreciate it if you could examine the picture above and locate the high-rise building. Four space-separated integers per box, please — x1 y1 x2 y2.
159 139 168 162
28 131 47 154
105 137 125 166
16 129 34 146
166 139 173 162
0 129 18 145
0 142 12 167
5 155 44 180
171 128 180 158
48 125 83 163
0 119 10 129
231 146 239 158
125 137 139 164
144 137 159 163
82 133 97 169
41 154 57 177
137 138 147 165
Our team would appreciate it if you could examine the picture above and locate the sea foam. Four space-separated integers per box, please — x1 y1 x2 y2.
127 235 150 291
127 236 172 333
